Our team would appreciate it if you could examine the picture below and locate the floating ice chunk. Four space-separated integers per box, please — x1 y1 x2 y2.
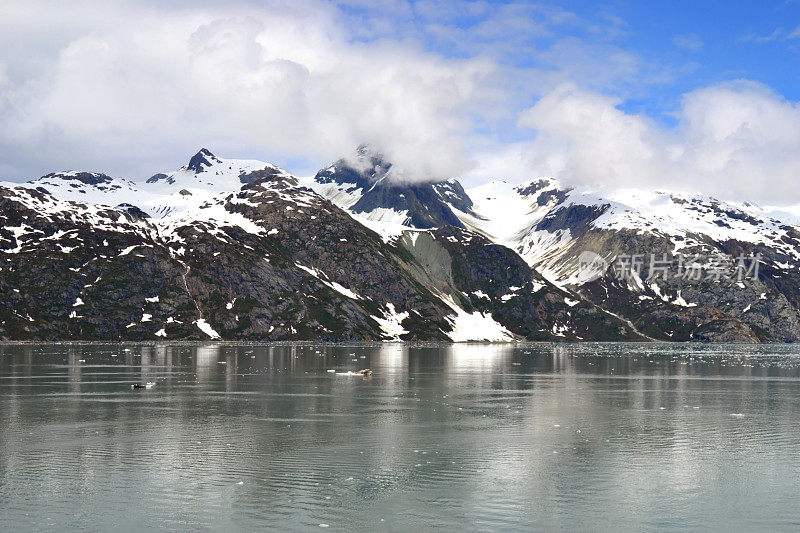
336 370 372 376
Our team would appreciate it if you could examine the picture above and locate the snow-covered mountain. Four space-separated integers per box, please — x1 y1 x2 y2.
13 148 294 219
277 145 800 342
4 146 800 342
0 149 642 342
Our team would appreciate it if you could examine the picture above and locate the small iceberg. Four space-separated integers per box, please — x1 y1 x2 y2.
336 369 372 376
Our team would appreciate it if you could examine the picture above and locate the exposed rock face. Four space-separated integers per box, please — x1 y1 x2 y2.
186 148 220 173
146 173 169 184
40 172 113 187
400 226 642 341
116 203 151 219
312 146 476 229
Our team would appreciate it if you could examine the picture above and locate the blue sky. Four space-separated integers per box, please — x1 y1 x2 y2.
340 0 800 120
586 0 800 115
1 0 799 202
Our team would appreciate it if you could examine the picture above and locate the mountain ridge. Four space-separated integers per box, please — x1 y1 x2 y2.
2 147 796 342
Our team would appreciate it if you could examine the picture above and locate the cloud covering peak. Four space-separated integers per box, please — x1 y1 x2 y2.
1 0 800 203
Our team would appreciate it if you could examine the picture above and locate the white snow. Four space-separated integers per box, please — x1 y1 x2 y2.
373 303 409 339
352 208 411 243
327 281 361 300
438 294 514 342
295 262 361 300
195 318 220 339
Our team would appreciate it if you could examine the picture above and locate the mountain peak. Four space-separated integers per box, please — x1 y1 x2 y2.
36 171 114 186
186 148 220 173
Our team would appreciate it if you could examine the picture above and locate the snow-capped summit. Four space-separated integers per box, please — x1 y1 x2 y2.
142 148 291 194
1 149 296 220
304 146 476 239
11 171 147 212
185 148 220 173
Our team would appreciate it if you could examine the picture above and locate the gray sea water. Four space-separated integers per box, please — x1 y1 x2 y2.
1 342 800 532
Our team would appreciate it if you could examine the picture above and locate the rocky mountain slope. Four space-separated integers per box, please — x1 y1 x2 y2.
4 146 799 342
461 179 800 342
304 146 476 236
0 149 641 342
311 153 800 343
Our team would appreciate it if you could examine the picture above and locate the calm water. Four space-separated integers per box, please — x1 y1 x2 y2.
2 343 800 532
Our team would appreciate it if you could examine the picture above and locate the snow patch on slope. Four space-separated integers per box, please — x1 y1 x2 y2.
373 303 409 339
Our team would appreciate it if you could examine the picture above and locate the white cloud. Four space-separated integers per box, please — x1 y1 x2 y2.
672 33 703 51
0 0 498 181
516 81 800 204
517 83 667 188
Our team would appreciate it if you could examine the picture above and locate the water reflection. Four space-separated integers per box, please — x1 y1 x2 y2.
1 343 800 531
